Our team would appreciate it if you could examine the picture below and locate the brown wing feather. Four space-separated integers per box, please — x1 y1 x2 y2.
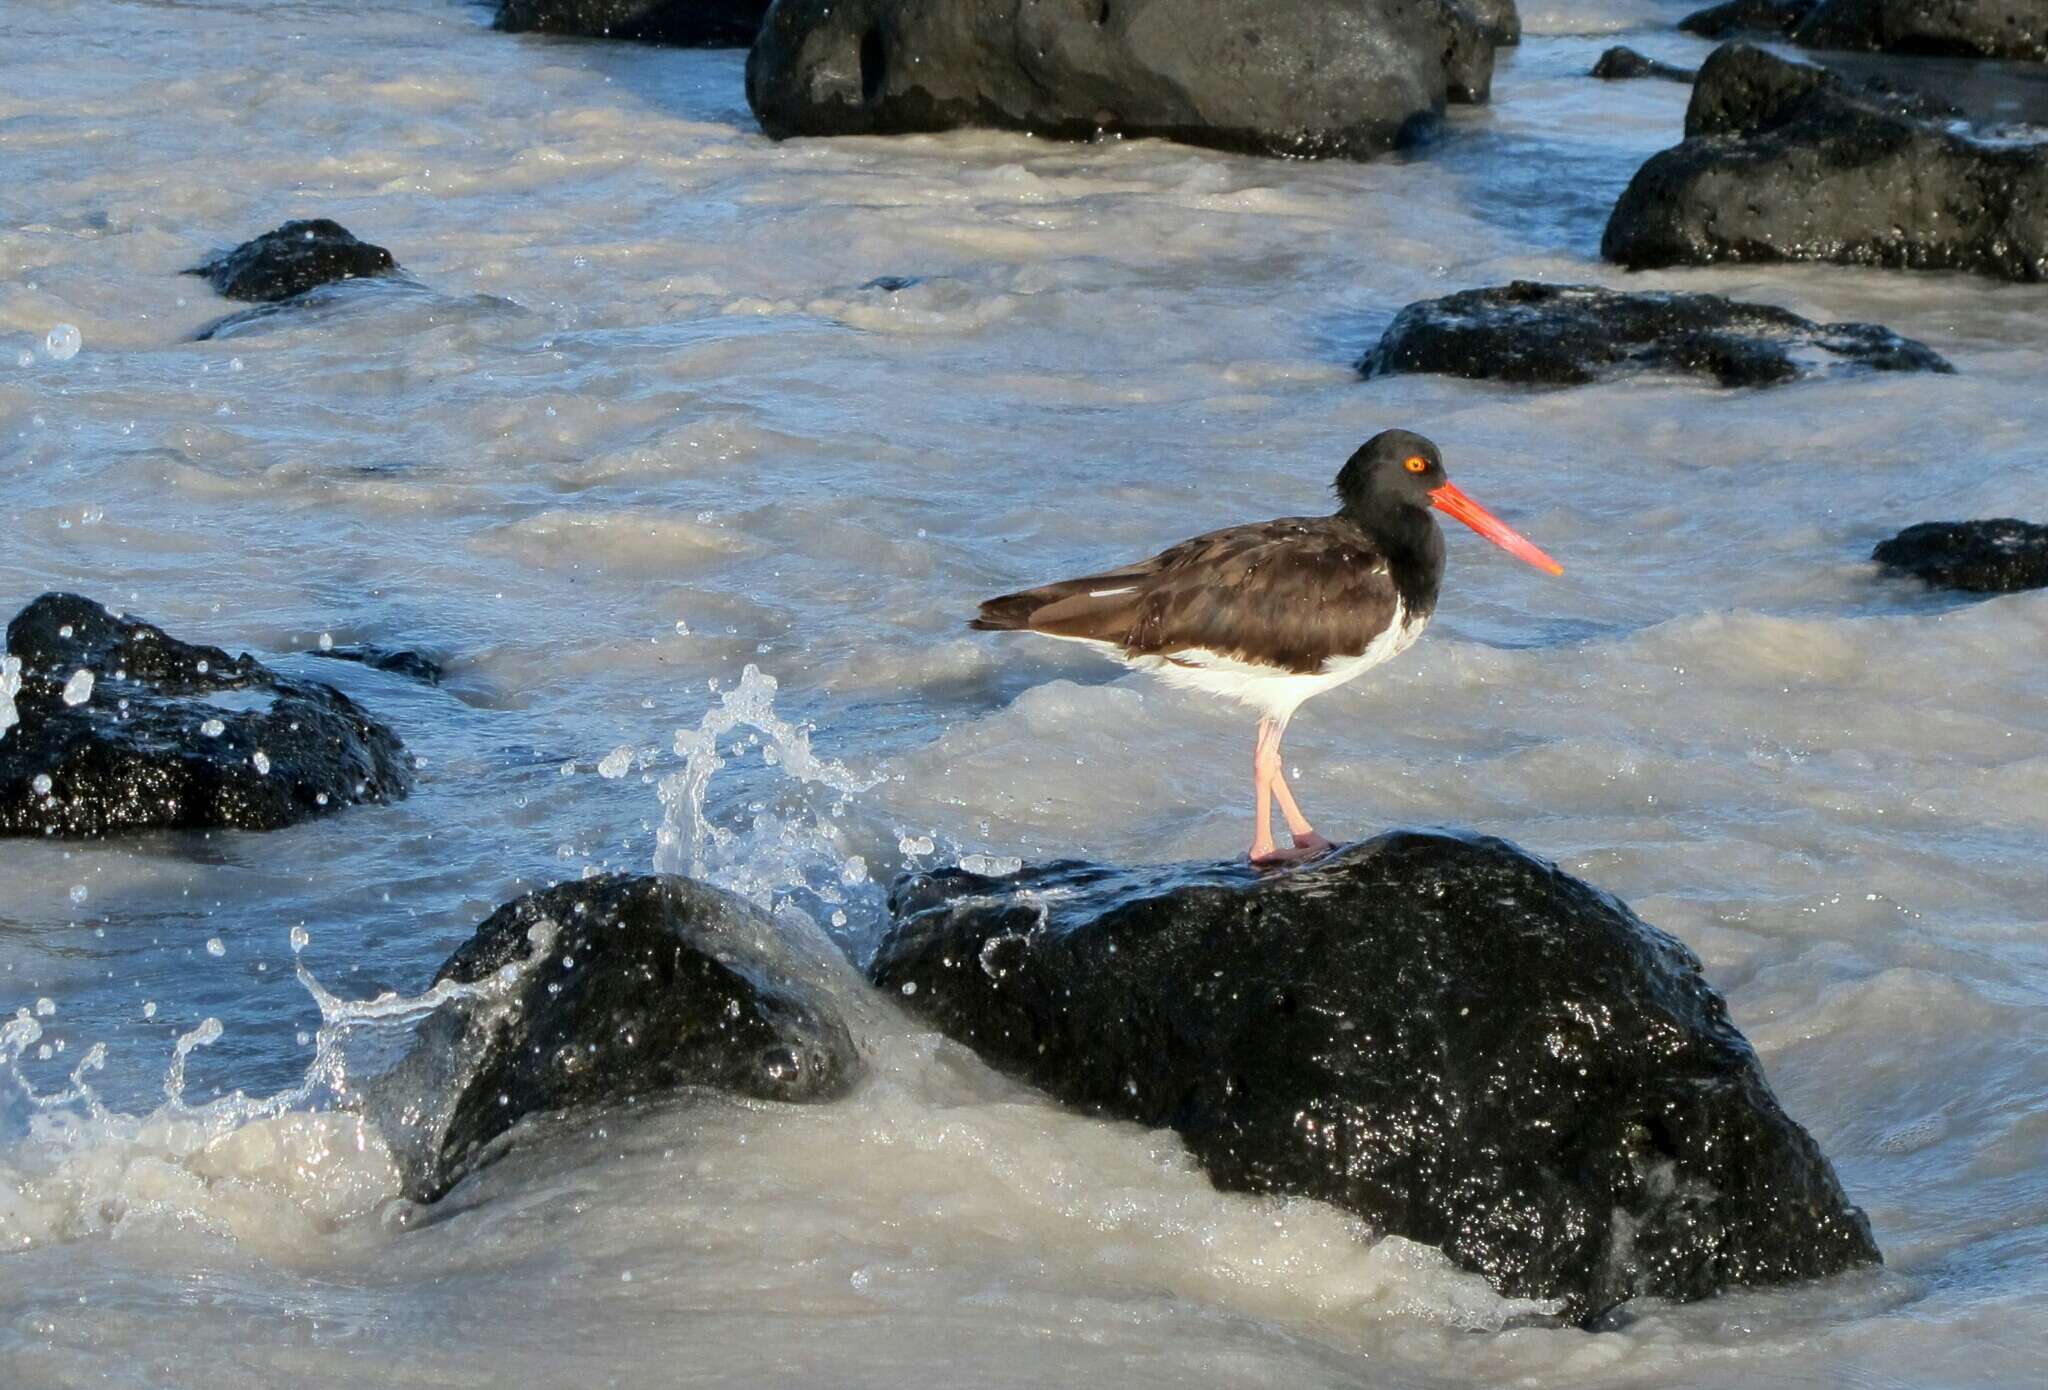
972 518 1400 673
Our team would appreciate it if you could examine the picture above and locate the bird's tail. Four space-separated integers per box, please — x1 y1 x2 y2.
969 591 1043 631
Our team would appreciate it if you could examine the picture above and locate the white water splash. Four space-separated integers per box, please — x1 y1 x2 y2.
0 920 561 1254
654 664 888 934
0 654 19 741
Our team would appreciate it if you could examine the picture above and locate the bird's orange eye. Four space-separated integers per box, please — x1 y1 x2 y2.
1404 456 1428 473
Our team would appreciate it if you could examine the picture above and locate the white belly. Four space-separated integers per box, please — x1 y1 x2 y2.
1127 597 1428 725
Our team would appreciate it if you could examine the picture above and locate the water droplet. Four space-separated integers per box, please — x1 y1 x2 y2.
598 745 633 779
205 937 225 957
315 792 329 805
31 773 52 796
290 925 310 952
251 750 270 774
142 1001 157 1019
318 631 334 651
61 669 94 706
44 324 81 361
34 997 56 1017
200 718 225 737
195 660 209 675
68 885 87 905
899 981 918 996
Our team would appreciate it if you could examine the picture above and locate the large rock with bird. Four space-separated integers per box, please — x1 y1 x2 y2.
873 830 1883 1324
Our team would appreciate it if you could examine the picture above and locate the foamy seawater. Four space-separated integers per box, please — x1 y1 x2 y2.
4 1 2046 1384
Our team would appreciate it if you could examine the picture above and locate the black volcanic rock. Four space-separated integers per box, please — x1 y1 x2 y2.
0 594 410 837
1873 519 2048 593
1602 44 2048 282
368 874 861 1201
746 0 1501 161
874 831 1881 1323
1463 0 1520 44
1681 0 2045 62
493 0 769 46
1358 280 1950 388
1591 47 1697 82
1679 0 1816 37
187 220 396 303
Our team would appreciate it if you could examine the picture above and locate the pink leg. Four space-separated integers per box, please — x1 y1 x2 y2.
1250 718 1281 862
1270 752 1333 856
1250 718 1333 866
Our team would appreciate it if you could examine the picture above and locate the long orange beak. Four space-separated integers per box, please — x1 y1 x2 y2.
1429 482 1564 576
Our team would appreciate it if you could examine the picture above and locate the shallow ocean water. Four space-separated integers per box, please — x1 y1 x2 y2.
2 1 2046 1385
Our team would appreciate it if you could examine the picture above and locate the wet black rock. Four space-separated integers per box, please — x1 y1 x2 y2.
493 0 769 46
1591 47 1697 82
0 594 411 837
1463 0 1521 44
746 0 1501 161
1678 0 1815 37
1873 519 2048 593
1681 0 2046 62
187 220 397 303
1358 280 1950 388
370 874 861 1201
1602 44 2048 282
875 831 1881 1322
309 643 444 686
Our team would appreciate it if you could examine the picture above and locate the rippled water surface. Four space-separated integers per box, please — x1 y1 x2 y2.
4 2 2046 1385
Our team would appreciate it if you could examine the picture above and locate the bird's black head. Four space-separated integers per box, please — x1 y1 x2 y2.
1334 429 1446 517
1333 428 1565 576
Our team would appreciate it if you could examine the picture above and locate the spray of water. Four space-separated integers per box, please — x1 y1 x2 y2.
0 664 986 1250
653 664 891 939
0 653 21 741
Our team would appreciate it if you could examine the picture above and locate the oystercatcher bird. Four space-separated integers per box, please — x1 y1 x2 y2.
972 430 1562 864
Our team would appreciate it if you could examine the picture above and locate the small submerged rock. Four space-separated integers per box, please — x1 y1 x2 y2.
493 0 770 46
0 593 410 836
747 0 1504 160
308 643 444 686
1873 519 2048 593
1591 46 1697 82
367 874 861 1201
875 830 1881 1323
1681 0 2046 63
1603 44 2048 282
1358 280 1950 388
187 219 396 303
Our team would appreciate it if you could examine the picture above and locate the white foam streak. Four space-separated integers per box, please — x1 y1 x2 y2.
0 653 20 741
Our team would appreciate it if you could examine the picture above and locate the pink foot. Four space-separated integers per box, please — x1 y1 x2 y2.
1290 831 1335 856
1250 843 1324 867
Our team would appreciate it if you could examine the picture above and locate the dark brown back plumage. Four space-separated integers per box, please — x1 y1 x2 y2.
972 517 1438 674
